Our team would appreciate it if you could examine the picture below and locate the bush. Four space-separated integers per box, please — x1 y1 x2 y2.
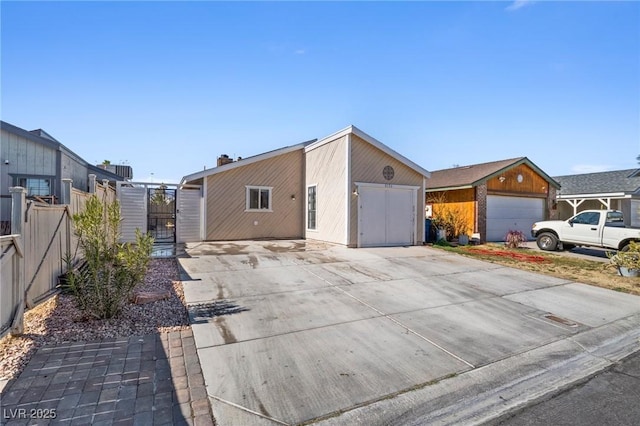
608 241 640 270
64 195 154 319
505 229 527 249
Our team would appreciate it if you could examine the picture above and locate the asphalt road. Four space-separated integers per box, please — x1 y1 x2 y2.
498 350 640 426
523 241 610 263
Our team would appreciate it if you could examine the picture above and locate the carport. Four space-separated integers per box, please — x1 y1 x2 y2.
179 241 640 425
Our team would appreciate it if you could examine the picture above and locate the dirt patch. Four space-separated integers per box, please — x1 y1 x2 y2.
465 247 550 263
439 244 640 296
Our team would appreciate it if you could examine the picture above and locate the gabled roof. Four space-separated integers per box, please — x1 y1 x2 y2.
305 125 431 178
2 120 61 151
181 139 316 184
1 120 123 181
426 157 560 191
554 169 640 196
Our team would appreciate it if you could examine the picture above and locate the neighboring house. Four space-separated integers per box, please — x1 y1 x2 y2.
181 125 430 247
425 157 560 242
0 120 126 233
554 169 640 227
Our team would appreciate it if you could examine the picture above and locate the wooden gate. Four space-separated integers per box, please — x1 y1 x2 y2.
117 182 202 243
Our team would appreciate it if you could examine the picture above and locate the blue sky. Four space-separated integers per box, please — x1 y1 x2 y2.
2 1 638 183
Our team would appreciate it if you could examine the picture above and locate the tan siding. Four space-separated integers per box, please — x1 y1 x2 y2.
304 136 348 244
205 150 304 240
349 135 425 246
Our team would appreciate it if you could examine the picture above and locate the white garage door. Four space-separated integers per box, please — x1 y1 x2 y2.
359 185 416 247
486 195 545 242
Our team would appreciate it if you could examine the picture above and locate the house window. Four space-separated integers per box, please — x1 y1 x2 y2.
246 186 272 211
17 177 51 197
307 185 317 230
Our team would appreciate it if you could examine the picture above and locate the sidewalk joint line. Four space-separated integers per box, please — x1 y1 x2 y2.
209 394 290 425
301 266 476 369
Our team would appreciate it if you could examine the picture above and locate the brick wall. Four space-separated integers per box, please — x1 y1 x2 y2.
476 184 487 243
548 186 559 220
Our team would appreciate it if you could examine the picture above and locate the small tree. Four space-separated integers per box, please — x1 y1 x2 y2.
64 195 153 319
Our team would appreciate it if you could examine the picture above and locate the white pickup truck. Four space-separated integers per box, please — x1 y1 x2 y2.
531 210 640 251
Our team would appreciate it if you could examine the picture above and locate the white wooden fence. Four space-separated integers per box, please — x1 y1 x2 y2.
0 175 116 338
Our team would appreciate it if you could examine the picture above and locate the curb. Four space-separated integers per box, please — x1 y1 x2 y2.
314 313 640 425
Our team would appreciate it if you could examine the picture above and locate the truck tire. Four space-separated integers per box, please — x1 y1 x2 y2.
537 232 558 251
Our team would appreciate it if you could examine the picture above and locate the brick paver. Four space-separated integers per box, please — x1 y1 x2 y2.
0 330 214 425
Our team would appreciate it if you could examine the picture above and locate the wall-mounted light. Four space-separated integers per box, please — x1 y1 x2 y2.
353 187 359 196
4 160 9 165
498 176 506 183
291 194 296 201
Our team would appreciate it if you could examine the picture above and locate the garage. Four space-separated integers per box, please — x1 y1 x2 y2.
358 184 417 247
486 195 545 242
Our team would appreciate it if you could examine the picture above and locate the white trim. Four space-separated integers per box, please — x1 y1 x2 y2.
201 177 207 240
557 192 630 199
306 183 318 231
245 185 273 212
355 182 420 190
306 125 431 179
181 142 309 184
345 134 352 246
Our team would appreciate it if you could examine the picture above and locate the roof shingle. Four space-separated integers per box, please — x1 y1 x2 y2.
554 169 640 195
426 157 528 190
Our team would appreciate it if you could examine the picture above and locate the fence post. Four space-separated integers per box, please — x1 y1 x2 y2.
89 174 97 193
61 178 73 205
9 187 26 336
62 179 73 262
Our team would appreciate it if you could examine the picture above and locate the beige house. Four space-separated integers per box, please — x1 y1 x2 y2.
181 125 430 247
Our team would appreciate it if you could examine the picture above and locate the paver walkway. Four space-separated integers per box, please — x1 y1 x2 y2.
0 330 214 425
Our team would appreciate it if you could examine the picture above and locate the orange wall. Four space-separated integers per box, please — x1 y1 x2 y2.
486 164 549 196
427 189 476 235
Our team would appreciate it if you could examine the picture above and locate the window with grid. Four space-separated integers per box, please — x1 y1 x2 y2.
246 186 272 211
307 185 317 230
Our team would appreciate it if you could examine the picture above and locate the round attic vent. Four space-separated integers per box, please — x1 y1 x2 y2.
383 165 395 181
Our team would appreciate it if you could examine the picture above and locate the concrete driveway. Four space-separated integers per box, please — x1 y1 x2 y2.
178 241 640 425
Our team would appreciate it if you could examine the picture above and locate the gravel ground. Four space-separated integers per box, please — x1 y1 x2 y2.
0 258 190 381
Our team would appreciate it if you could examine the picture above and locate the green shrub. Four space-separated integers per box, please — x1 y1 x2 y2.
64 195 153 319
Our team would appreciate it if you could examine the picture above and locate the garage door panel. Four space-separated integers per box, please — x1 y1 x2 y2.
359 186 415 247
360 188 387 247
386 190 414 245
487 196 544 242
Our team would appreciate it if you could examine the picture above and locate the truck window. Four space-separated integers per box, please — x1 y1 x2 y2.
606 211 625 227
572 211 600 226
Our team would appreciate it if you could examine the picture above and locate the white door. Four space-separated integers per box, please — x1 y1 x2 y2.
486 196 545 242
560 210 602 246
176 186 202 243
118 186 147 243
359 185 416 247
